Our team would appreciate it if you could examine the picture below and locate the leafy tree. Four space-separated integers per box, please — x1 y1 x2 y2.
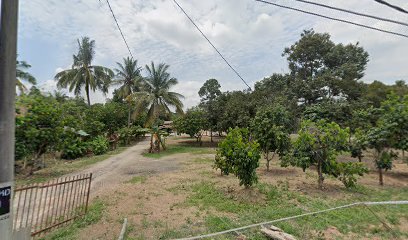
358 126 396 185
380 93 408 159
215 128 261 188
15 93 62 173
251 105 291 171
84 102 128 135
357 93 408 185
198 78 222 102
113 57 143 126
16 59 37 93
174 107 207 145
218 90 256 131
283 29 368 104
132 62 184 126
282 120 351 189
199 79 222 142
55 37 113 106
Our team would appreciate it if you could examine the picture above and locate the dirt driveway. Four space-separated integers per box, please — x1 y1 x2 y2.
72 138 184 198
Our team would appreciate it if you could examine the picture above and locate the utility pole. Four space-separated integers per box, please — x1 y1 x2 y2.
0 0 18 239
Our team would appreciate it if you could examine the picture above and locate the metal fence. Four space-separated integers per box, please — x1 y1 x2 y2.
13 173 92 237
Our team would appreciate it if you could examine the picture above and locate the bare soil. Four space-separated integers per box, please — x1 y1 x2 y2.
70 136 407 239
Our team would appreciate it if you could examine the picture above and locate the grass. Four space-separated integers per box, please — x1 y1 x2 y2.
16 146 130 185
142 145 215 159
181 181 408 239
128 175 148 184
40 200 106 240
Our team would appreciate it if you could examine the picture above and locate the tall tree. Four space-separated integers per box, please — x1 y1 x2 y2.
132 62 184 126
113 57 143 126
55 37 113 106
16 59 36 93
283 29 368 104
199 78 222 142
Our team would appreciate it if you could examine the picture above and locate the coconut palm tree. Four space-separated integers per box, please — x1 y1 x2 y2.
54 37 113 106
113 57 143 126
132 62 184 127
16 60 36 93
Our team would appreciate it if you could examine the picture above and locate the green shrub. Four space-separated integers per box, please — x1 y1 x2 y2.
215 128 261 188
336 162 368 188
61 136 88 160
89 136 109 155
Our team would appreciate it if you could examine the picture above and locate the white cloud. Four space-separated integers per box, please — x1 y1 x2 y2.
19 0 408 107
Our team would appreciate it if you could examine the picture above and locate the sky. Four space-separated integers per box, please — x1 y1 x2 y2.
17 0 408 108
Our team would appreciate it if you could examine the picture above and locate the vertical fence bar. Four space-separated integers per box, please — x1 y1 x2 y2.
19 185 28 230
79 175 87 214
24 187 34 228
78 174 87 215
33 184 44 232
67 175 78 222
29 185 39 232
61 176 71 223
51 177 60 226
56 177 66 225
13 187 22 230
74 174 83 215
71 175 81 217
39 181 54 235
85 173 93 213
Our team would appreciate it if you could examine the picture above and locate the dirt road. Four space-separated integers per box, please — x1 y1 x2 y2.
71 138 183 198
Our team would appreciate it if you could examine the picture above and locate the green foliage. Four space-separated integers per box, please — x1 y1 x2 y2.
55 37 113 105
15 93 63 169
218 91 256 131
283 29 368 104
337 162 368 188
117 125 146 145
198 79 223 138
251 105 291 170
60 133 88 160
88 136 109 155
282 120 354 188
376 151 397 171
215 128 261 187
130 62 184 127
174 108 207 143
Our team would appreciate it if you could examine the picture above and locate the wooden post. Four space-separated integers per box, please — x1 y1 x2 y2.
0 1 18 239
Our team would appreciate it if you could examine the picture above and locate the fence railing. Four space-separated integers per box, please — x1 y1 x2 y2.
13 173 92 237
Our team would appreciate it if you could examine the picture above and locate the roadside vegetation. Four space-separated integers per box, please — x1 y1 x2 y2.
15 29 408 239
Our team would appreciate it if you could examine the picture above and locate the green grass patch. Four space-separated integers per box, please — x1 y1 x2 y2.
142 145 215 159
128 175 148 184
41 200 106 240
17 146 130 185
183 181 408 239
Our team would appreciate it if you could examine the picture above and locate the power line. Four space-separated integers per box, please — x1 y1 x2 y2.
291 0 408 27
254 0 408 39
374 0 408 14
104 0 134 58
175 201 408 240
171 0 252 90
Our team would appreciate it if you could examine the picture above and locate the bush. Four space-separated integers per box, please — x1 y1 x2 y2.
336 162 368 188
215 128 261 188
61 136 88 160
118 125 147 145
89 136 109 155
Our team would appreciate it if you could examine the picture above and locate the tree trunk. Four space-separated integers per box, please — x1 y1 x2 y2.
358 156 362 162
85 84 91 106
317 160 324 189
149 134 153 153
378 168 384 186
210 129 213 142
266 152 270 171
127 106 131 127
